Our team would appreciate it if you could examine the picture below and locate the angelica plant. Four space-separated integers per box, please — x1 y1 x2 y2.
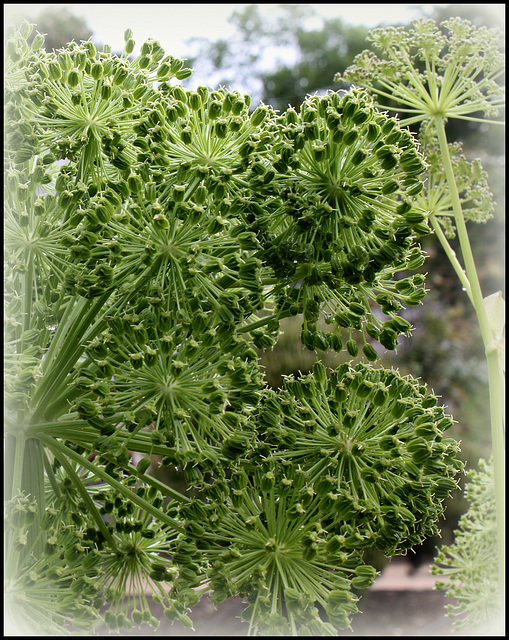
4 21 463 635
338 15 505 626
431 458 500 633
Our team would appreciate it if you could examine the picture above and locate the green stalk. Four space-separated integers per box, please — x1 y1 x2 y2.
30 293 110 422
124 462 191 504
23 253 34 334
20 438 46 558
428 215 473 304
238 310 289 334
434 114 505 595
4 434 19 502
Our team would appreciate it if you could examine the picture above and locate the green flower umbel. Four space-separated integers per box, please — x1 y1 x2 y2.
337 18 505 129
432 458 502 633
200 461 374 636
251 361 463 556
252 89 429 357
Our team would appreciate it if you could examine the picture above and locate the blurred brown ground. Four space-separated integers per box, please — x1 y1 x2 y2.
96 557 504 636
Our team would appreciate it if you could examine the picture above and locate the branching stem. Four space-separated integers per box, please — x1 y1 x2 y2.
434 114 505 594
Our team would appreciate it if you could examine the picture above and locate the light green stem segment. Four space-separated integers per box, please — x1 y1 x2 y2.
21 438 46 558
428 215 473 304
433 114 505 596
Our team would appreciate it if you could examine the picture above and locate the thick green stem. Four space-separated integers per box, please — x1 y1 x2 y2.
239 313 279 334
4 434 19 501
434 114 505 595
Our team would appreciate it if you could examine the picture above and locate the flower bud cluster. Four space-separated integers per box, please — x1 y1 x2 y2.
80 316 265 456
338 18 505 126
4 492 103 634
4 24 465 637
431 458 499 631
5 26 190 183
197 461 370 634
412 141 495 239
247 89 429 355
250 361 462 556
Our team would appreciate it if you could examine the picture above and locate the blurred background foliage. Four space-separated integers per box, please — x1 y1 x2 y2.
8 3 504 558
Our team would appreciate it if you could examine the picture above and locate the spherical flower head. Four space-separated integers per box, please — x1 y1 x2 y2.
84 317 264 457
6 29 191 185
132 85 276 210
259 89 428 356
252 361 462 556
200 458 374 635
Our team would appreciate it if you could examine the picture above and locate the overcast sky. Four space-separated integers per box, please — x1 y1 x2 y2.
6 4 505 57
3 3 475 56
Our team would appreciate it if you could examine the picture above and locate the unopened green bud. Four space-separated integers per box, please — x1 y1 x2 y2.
389 316 412 333
379 327 398 350
140 40 152 56
188 91 202 111
381 153 398 171
31 33 45 51
138 55 151 69
113 66 128 86
351 572 376 589
156 62 171 79
250 106 268 127
312 361 327 384
57 52 72 72
194 185 208 205
75 51 87 70
208 100 222 119
405 181 424 197
346 339 359 357
124 38 135 54
260 471 275 492
362 343 378 362
67 70 80 87
127 174 142 193
407 250 425 271
91 62 103 80
312 143 328 162
303 122 319 141
168 56 183 73
101 82 112 100
412 222 431 236
343 130 359 145
83 41 96 58
176 67 193 80
214 118 228 138
382 179 400 195
136 457 151 474
352 149 368 165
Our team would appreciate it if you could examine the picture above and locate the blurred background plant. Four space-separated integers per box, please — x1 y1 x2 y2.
5 0 504 580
